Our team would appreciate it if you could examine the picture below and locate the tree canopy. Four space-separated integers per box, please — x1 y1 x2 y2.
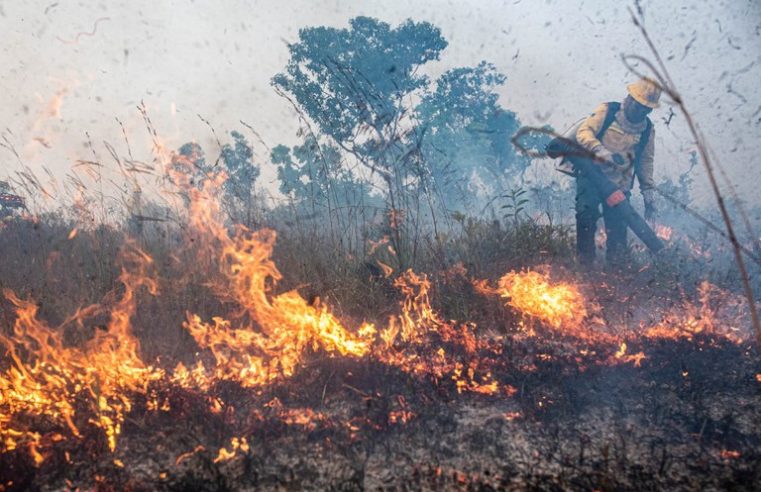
273 16 528 213
273 16 447 144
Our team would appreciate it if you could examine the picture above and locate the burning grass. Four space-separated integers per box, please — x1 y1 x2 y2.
1 177 759 490
496 268 588 332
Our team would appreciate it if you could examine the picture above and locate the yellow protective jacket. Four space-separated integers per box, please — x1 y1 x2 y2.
575 102 655 192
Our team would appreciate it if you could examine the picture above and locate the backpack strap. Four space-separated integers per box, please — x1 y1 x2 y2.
598 101 651 166
630 117 653 188
598 101 652 188
597 101 620 139
633 118 652 166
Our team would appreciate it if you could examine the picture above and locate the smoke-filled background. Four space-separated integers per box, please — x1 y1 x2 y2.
1 0 759 211
3 2 761 490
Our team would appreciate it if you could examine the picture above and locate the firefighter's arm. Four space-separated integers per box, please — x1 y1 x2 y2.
575 103 614 162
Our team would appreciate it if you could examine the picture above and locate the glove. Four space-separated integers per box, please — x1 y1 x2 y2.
594 146 614 164
594 146 625 166
642 189 657 221
606 190 626 207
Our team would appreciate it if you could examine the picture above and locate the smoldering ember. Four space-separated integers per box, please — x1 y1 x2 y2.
1 2 760 491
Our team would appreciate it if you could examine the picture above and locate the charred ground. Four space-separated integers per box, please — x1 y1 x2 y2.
1 217 759 491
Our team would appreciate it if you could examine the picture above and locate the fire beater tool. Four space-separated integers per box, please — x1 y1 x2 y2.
546 137 665 254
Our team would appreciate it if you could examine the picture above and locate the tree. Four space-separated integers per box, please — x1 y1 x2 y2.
273 17 450 267
271 136 382 250
168 142 215 214
273 16 529 267
273 16 447 149
172 142 212 188
271 136 344 206
416 62 528 211
221 131 260 225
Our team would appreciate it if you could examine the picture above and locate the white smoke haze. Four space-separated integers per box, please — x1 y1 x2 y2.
0 0 759 211
3 4 761 489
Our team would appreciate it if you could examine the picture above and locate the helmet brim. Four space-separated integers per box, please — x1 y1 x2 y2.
627 83 661 109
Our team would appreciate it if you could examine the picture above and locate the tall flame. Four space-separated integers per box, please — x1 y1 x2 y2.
0 246 161 462
1 146 752 470
169 176 374 389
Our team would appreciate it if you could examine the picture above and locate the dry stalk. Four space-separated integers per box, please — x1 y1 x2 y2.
623 6 761 347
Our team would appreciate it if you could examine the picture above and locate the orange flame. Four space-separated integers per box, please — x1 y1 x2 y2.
4 141 752 470
497 269 588 333
172 173 502 396
0 246 162 461
612 342 646 367
177 226 374 388
214 437 249 463
644 281 749 342
655 224 673 241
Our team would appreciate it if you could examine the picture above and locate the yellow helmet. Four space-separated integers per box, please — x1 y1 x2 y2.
627 77 662 109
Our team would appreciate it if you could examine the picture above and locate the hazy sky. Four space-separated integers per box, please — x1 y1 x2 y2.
1 0 760 209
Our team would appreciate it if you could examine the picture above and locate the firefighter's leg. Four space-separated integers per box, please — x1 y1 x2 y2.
602 201 629 266
575 175 602 266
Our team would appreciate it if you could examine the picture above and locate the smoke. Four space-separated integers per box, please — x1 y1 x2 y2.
0 0 758 212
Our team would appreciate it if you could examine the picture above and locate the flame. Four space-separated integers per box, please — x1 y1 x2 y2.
388 396 415 424
175 445 205 465
496 269 587 333
385 270 442 344
377 260 394 278
644 281 749 342
720 449 741 459
367 236 391 255
214 437 249 463
178 226 374 388
0 246 162 462
655 224 673 241
2 140 753 471
387 208 405 230
173 177 504 397
370 270 507 395
132 173 373 389
612 342 646 367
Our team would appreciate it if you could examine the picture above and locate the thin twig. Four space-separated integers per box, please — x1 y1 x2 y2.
624 6 761 347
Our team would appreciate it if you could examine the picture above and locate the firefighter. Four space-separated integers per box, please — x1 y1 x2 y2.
574 78 661 266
